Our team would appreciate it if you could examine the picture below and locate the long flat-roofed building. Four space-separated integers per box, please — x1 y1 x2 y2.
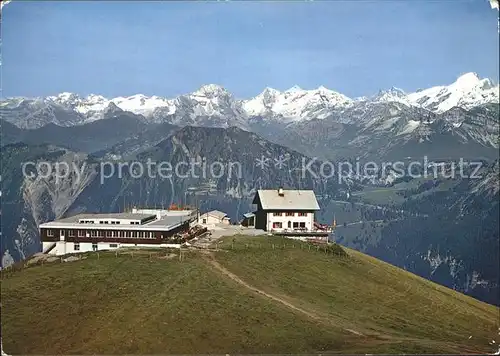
39 208 198 255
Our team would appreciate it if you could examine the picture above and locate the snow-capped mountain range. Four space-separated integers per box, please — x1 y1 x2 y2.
1 72 498 130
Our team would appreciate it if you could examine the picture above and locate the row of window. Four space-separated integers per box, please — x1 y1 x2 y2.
74 243 118 251
272 212 308 217
79 220 134 225
46 229 155 239
272 221 306 229
88 230 155 239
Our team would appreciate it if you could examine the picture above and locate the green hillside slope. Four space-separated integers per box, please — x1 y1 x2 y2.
1 237 499 355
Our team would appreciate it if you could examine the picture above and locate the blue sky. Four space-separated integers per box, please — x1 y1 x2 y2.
2 0 499 99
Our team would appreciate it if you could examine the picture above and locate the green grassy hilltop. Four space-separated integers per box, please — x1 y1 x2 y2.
2 236 499 354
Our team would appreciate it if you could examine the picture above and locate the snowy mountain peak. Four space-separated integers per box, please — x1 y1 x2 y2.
454 72 481 86
47 92 81 105
407 72 499 113
261 87 281 96
86 94 107 103
243 88 280 116
286 85 303 93
373 86 408 104
316 85 330 92
389 86 405 94
193 84 230 98
2 72 499 130
125 94 148 100
59 92 79 100
375 86 405 96
450 72 495 92
243 84 352 121
110 94 173 117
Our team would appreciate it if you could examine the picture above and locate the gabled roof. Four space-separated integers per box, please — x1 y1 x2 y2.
202 210 228 219
252 190 320 210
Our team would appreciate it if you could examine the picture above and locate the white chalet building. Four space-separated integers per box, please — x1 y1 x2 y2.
252 189 321 233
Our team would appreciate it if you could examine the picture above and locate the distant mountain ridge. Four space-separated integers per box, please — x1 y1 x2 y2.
1 72 498 130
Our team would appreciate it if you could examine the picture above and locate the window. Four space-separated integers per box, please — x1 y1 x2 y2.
293 222 299 228
74 243 80 251
92 243 98 251
99 221 104 224
298 212 307 217
285 212 294 216
202 218 207 224
288 221 291 228
273 212 282 216
272 222 283 229
46 229 54 237
299 222 306 228
115 222 120 225
110 244 118 248
68 230 75 237
78 230 85 237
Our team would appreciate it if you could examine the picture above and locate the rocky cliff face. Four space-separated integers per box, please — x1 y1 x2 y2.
1 144 98 260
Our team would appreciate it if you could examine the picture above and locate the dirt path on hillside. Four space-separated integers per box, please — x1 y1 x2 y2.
201 251 363 337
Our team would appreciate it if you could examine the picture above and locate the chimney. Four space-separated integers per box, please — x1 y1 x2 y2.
278 187 284 196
